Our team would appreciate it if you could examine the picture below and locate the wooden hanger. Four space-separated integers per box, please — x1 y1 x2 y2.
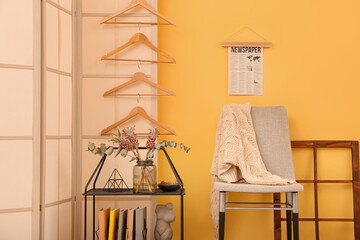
101 33 176 64
101 106 176 136
103 72 175 97
100 0 176 26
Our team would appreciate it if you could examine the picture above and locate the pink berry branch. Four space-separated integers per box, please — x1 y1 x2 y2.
144 128 160 160
109 126 141 161
88 126 190 161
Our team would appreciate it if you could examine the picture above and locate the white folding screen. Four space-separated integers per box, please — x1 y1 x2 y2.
41 0 75 240
0 0 41 239
77 0 159 239
1 0 160 239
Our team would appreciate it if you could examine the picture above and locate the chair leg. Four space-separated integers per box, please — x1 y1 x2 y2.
286 210 292 240
219 191 226 240
292 192 299 240
286 192 292 240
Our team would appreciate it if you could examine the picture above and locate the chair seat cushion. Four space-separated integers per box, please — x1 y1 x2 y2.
214 179 304 193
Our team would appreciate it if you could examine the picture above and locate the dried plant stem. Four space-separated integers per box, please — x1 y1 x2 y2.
131 149 140 161
144 176 153 192
135 147 141 159
135 169 144 192
135 167 153 192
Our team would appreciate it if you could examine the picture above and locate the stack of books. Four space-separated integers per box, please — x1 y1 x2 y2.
98 207 147 240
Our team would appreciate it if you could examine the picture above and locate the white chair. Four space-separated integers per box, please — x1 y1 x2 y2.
214 106 303 240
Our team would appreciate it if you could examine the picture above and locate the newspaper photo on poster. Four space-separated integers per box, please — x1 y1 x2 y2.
228 46 263 95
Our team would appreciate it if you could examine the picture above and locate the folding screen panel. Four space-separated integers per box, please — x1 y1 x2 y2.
1 0 160 239
0 0 41 239
77 0 159 238
41 0 75 239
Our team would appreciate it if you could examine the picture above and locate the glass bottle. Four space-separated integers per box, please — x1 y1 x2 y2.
133 160 157 193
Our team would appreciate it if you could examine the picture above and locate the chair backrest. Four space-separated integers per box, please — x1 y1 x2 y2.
251 106 295 181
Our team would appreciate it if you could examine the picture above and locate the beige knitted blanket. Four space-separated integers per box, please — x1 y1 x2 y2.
210 103 292 238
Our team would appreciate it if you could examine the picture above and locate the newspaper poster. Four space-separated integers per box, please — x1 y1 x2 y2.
228 46 263 95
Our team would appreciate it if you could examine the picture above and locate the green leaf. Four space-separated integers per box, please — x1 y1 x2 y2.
99 144 107 154
120 149 128 157
147 151 154 159
105 146 114 156
186 147 191 153
88 142 95 151
180 143 184 149
92 148 100 155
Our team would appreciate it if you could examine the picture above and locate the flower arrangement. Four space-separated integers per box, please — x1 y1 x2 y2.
88 126 190 161
88 126 190 193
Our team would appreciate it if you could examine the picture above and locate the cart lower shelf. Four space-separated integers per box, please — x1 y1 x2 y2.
83 147 185 240
83 188 185 240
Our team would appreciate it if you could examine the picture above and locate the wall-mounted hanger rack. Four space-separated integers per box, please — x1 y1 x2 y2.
101 106 176 136
103 72 175 97
101 33 176 64
100 0 176 26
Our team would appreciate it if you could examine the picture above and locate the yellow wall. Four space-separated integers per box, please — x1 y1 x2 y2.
157 0 360 239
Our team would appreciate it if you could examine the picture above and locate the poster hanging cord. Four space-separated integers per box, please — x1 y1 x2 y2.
226 26 269 42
